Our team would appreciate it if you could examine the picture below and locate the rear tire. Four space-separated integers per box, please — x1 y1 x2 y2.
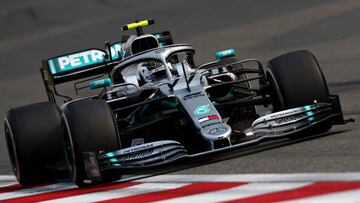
63 99 121 187
4 102 66 185
267 50 331 133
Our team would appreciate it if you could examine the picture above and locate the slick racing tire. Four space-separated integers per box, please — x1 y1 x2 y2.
267 50 331 132
268 50 329 109
4 102 66 186
63 99 121 187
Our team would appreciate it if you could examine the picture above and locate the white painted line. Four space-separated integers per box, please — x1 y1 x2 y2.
282 188 360 203
0 175 17 182
152 182 311 203
40 183 189 203
0 182 18 188
0 183 76 201
138 173 360 183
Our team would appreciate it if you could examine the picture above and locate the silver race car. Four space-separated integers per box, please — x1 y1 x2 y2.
4 19 353 187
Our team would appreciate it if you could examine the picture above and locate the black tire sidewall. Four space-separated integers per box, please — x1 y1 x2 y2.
63 99 121 186
267 50 329 109
4 102 66 185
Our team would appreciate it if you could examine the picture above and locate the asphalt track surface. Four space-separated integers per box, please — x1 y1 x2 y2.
0 0 359 176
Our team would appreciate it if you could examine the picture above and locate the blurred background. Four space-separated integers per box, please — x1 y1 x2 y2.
0 0 359 174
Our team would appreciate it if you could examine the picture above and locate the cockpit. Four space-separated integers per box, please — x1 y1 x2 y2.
139 60 168 82
167 51 196 77
112 46 196 86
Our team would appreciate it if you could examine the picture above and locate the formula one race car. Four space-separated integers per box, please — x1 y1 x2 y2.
4 19 353 187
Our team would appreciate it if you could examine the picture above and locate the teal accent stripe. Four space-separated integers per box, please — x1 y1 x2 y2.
48 60 57 74
109 158 118 163
308 117 315 121
105 152 115 158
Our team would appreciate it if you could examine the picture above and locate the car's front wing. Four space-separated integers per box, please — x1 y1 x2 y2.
82 95 353 183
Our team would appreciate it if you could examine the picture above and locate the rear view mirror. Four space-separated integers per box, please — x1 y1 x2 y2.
215 49 235 60
89 78 112 89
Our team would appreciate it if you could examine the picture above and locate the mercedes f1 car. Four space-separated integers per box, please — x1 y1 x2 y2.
4 19 353 187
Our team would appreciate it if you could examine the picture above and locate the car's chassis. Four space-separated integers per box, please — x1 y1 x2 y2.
79 57 351 184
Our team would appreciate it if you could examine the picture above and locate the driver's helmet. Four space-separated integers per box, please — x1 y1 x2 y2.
139 61 168 82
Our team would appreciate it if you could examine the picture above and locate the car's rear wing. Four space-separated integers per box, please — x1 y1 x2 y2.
42 42 124 84
40 31 174 103
40 41 124 103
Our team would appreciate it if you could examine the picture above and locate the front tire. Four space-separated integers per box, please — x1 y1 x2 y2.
267 50 331 133
63 99 121 187
267 50 329 109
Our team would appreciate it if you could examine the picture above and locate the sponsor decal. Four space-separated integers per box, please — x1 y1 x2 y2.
122 143 154 154
183 92 205 100
120 149 155 161
274 114 306 124
48 43 123 74
209 126 228 136
198 115 220 123
194 104 210 115
269 109 300 119
107 148 155 163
